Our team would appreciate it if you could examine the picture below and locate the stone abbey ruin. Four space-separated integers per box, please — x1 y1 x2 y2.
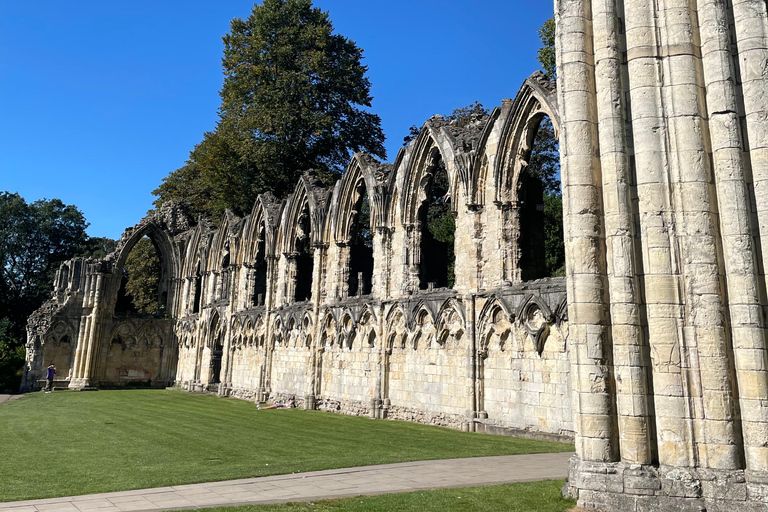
20 0 768 510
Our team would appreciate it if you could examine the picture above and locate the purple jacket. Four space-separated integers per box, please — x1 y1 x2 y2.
46 367 55 379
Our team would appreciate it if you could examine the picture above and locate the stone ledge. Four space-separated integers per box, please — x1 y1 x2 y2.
473 419 574 444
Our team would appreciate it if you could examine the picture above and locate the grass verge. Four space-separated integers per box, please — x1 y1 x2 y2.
0 390 572 502
184 480 574 512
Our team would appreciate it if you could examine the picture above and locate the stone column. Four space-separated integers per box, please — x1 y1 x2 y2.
372 227 391 298
80 273 105 388
557 0 618 463
623 0 696 468
592 0 655 465
700 0 768 475
500 202 521 284
656 0 743 470
731 0 768 307
405 224 421 294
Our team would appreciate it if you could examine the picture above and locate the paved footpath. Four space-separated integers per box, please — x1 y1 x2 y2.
0 452 572 512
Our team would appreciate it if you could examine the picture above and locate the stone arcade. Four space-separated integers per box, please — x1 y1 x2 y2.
21 0 768 509
23 74 572 437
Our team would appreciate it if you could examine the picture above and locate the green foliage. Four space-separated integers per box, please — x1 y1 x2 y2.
445 100 489 127
526 117 565 279
0 390 572 501
544 193 565 277
119 238 162 315
528 118 560 194
0 318 25 391
0 192 89 309
0 192 90 390
154 0 386 220
538 18 556 80
424 158 455 288
77 237 118 260
402 125 421 147
353 193 373 248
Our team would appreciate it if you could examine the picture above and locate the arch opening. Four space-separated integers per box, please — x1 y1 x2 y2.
211 340 223 384
294 203 314 302
348 180 374 297
251 224 268 307
114 236 166 316
192 262 203 314
418 152 455 290
208 312 223 384
518 115 563 281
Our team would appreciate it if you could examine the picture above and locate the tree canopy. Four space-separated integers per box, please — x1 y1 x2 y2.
154 0 386 221
538 18 556 80
0 192 91 390
532 17 564 277
115 238 162 316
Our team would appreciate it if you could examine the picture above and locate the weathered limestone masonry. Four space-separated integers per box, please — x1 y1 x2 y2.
22 73 574 441
558 0 768 509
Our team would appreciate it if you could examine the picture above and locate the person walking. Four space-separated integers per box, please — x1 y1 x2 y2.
44 364 56 393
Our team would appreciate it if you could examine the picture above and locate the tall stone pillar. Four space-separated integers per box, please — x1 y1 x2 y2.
592 0 655 465
660 0 742 471
557 0 618 464
562 0 768 508
700 0 768 476
735 0 768 484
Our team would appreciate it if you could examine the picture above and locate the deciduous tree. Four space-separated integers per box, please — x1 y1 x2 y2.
532 17 565 277
154 0 386 220
0 192 90 390
538 18 556 80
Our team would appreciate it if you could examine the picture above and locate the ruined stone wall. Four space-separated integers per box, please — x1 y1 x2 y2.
23 73 572 443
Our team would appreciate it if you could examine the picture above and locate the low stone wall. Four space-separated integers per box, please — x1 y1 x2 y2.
385 404 467 430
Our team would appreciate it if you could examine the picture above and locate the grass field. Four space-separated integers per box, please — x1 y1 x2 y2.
188 480 575 512
0 390 573 502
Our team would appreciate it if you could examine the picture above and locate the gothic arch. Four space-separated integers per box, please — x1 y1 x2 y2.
477 297 514 352
241 193 281 265
436 298 466 332
109 220 179 317
516 294 554 355
277 174 331 254
480 72 559 205
409 299 437 330
397 123 459 226
327 153 388 243
206 212 243 274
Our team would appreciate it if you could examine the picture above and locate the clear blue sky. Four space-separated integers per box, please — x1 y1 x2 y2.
0 1 553 239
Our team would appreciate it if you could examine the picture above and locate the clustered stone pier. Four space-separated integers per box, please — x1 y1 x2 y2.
558 0 768 510
21 0 768 507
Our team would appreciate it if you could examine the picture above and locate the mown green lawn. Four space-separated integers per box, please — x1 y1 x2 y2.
0 390 572 502
187 480 574 512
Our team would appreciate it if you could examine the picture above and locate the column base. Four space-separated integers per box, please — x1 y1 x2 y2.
568 456 768 511
68 378 98 390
